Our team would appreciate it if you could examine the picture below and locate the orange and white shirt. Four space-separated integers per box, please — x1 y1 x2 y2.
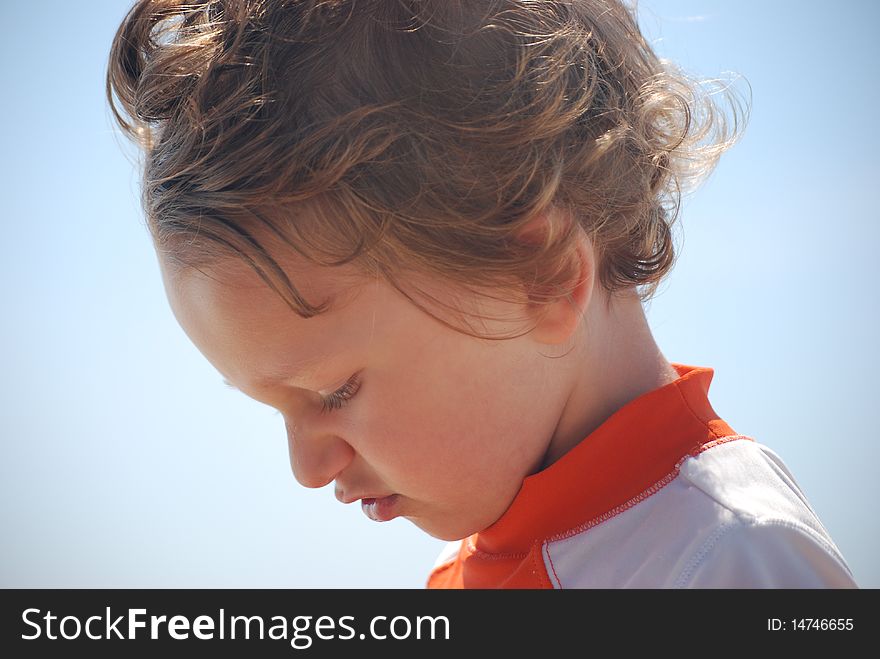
427 363 857 589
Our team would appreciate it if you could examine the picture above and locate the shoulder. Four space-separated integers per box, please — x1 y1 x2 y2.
677 438 828 533
673 514 856 588
542 438 857 588
673 439 856 588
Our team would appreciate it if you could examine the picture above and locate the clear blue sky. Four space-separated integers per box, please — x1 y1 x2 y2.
2 1 877 587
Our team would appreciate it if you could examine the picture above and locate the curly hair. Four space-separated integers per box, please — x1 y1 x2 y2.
107 0 746 337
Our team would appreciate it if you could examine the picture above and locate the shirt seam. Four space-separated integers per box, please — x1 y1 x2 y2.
474 435 752 562
672 521 739 588
678 450 852 571
672 515 855 587
540 436 751 587
676 455 855 583
545 435 750 547
543 543 563 589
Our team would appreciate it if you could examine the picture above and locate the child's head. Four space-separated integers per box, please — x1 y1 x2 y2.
108 0 742 540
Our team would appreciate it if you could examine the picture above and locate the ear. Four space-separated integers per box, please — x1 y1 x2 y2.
518 210 594 346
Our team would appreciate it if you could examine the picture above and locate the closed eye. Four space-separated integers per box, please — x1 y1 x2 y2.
320 373 362 414
222 374 361 415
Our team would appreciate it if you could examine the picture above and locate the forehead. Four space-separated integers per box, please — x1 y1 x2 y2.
159 254 372 389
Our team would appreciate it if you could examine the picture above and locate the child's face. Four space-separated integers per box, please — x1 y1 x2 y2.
159 252 571 541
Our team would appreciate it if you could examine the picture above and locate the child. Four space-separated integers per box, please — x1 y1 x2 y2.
107 0 857 588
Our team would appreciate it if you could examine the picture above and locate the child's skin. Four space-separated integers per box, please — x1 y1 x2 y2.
159 209 678 541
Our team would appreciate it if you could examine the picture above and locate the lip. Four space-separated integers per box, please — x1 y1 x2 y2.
335 485 401 522
360 494 400 523
335 485 391 504
336 490 382 505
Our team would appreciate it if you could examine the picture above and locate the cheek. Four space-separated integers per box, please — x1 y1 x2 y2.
343 370 474 494
356 357 549 490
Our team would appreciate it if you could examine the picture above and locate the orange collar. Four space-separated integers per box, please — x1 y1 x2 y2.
474 363 738 555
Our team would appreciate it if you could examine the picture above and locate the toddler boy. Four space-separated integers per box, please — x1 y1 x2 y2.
107 0 857 588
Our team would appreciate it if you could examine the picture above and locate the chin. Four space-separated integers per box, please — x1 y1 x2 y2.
405 515 482 542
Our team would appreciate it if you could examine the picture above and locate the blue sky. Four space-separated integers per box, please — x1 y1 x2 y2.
2 1 877 587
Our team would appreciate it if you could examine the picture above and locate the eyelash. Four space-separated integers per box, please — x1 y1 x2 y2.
319 374 362 414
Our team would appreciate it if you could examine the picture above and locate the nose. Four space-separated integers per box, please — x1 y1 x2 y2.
284 415 355 489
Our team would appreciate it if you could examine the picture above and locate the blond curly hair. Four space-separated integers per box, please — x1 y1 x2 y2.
108 0 746 337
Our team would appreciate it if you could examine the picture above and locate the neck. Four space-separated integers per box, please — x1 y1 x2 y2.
540 288 679 469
